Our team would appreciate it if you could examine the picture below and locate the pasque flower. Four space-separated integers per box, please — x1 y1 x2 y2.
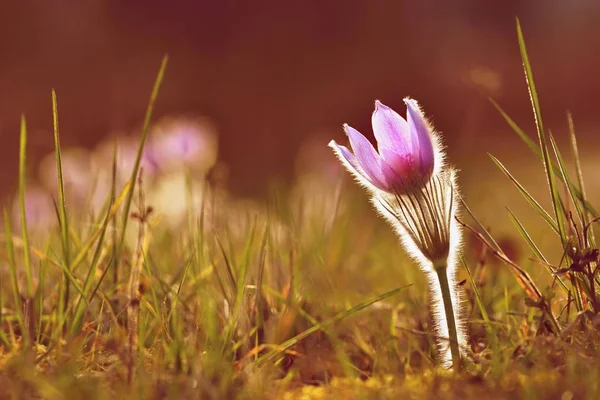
149 117 218 174
329 99 437 194
329 98 467 369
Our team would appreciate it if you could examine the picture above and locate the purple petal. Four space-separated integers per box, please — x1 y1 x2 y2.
404 98 435 173
330 141 361 171
379 157 405 188
344 124 388 190
371 101 411 155
379 146 417 178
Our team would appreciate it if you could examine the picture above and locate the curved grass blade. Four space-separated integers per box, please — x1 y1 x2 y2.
220 218 258 355
516 18 566 246
460 255 490 329
71 180 131 274
260 283 356 377
70 199 114 336
489 154 559 235
489 100 598 219
457 202 545 304
506 207 568 294
255 284 411 366
52 90 72 330
459 196 502 252
506 208 547 264
18 115 34 298
119 55 168 251
548 132 583 225
568 112 595 246
455 216 561 333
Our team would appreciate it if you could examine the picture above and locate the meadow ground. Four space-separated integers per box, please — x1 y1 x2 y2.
1 22 600 400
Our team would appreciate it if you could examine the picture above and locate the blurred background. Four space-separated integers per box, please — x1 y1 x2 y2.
1 0 600 224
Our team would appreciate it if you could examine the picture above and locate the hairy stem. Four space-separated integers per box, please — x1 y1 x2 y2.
435 262 461 371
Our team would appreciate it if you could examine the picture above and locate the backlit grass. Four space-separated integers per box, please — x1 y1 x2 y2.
1 19 599 399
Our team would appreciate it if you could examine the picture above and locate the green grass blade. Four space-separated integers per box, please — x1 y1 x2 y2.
166 257 193 323
516 19 545 143
18 115 34 298
71 181 131 274
460 255 491 331
214 234 237 303
460 197 503 252
37 251 49 343
459 199 551 307
3 209 24 344
70 200 113 336
52 90 72 331
506 208 547 264
516 18 565 245
254 226 268 359
235 219 257 300
111 141 119 285
489 98 598 221
255 284 411 366
506 207 568 294
119 55 168 252
221 218 258 355
0 264 11 348
488 97 538 153
489 154 559 235
142 253 162 327
548 132 583 224
568 112 594 246
51 90 71 268
262 283 357 377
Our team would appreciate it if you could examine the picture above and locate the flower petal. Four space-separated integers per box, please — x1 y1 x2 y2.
344 124 388 190
371 101 411 155
404 98 435 173
329 140 377 191
379 156 404 188
379 147 417 178
379 146 431 192
328 140 360 172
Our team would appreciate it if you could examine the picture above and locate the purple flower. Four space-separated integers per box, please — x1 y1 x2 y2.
12 185 56 235
329 99 435 194
93 136 160 187
328 98 466 369
149 118 218 173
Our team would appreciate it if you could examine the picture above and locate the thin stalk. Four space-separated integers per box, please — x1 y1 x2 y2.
434 262 461 371
18 116 34 298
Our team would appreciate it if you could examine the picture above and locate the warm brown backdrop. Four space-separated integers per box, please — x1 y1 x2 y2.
1 0 600 199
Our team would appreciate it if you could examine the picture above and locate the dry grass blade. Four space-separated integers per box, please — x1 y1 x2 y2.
456 216 560 334
568 112 595 246
255 285 411 366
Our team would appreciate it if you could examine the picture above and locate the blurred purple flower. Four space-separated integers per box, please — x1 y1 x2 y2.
39 148 93 205
329 99 435 194
149 117 217 173
12 185 56 235
93 136 160 187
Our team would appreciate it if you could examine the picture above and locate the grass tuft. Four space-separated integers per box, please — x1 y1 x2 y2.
2 22 600 400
